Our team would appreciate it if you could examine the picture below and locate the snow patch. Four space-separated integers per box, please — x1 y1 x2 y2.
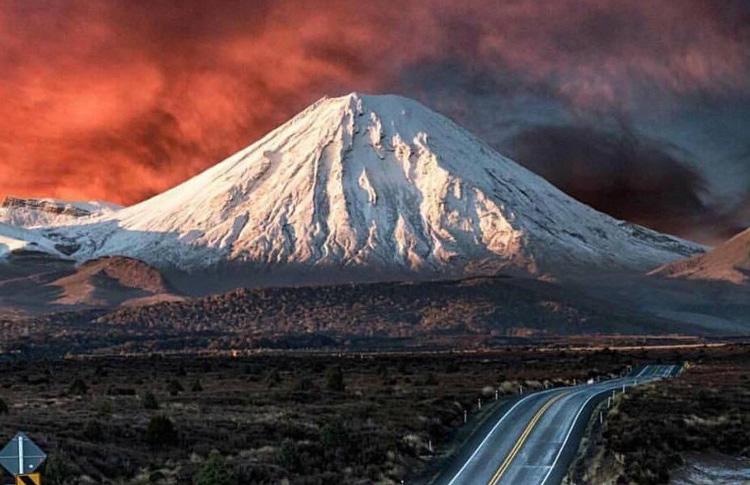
0 222 63 258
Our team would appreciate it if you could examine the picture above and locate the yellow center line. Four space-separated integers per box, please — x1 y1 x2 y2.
487 391 569 485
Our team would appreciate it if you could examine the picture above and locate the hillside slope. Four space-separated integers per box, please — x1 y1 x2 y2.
51 256 180 307
95 275 708 341
0 254 181 316
651 228 750 284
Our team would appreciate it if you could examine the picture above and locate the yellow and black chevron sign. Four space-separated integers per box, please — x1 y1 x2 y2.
16 473 41 485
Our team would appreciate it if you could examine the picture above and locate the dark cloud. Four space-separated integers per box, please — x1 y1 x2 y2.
507 123 745 243
0 0 748 243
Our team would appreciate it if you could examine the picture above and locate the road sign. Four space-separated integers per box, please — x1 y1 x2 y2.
16 473 41 485
0 433 46 476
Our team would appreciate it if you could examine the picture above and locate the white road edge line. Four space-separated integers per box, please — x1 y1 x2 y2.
446 364 659 485
446 387 559 485
538 388 603 485
540 366 654 485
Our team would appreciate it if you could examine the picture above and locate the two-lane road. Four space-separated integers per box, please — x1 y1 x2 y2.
434 365 678 485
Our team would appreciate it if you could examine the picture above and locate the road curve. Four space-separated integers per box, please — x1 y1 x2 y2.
433 365 678 485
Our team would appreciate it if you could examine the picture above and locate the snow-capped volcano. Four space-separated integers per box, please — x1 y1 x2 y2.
45 93 702 284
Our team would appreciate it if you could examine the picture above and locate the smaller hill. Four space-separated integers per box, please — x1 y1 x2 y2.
0 254 181 316
651 228 750 284
94 274 707 340
51 256 181 307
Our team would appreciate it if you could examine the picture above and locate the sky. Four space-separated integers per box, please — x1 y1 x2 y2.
0 0 748 244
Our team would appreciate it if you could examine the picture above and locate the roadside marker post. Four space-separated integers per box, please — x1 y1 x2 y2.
0 433 46 479
16 474 41 485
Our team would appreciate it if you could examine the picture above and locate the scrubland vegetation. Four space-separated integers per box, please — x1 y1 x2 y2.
570 344 750 484
0 346 650 484
0 276 696 358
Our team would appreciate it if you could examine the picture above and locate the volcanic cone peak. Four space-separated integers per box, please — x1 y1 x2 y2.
48 93 702 285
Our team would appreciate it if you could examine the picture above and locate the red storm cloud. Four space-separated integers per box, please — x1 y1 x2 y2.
0 0 748 205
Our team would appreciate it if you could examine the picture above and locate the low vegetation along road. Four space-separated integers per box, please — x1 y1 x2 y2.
434 365 679 485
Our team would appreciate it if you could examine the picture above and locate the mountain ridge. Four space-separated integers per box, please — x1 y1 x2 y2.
0 196 121 228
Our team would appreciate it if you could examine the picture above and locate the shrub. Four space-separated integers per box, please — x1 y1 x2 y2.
293 377 314 392
43 452 74 485
149 471 167 482
106 386 136 396
96 400 113 416
68 378 88 395
265 369 281 388
325 366 345 392
145 415 178 448
83 420 105 441
321 421 349 450
167 379 184 396
276 439 299 470
194 451 237 485
142 391 159 410
423 373 438 386
191 379 203 392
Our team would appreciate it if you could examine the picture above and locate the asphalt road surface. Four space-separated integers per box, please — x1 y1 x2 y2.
434 365 679 485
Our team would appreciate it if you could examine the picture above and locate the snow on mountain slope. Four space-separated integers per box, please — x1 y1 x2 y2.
0 197 122 228
0 222 62 258
45 93 702 281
